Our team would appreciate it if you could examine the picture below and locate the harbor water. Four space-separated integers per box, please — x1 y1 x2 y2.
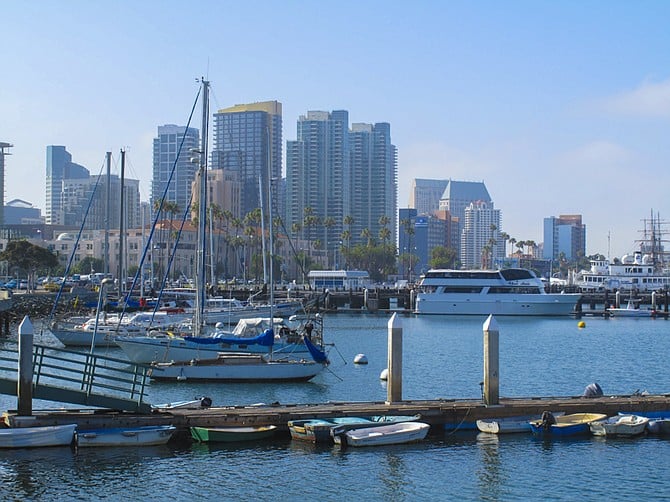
1 313 670 500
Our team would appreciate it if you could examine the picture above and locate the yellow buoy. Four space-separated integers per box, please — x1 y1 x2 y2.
577 320 586 328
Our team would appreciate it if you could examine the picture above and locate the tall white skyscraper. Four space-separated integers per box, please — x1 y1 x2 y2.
460 200 502 269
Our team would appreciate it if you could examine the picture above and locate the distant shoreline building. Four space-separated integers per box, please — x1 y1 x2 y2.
45 146 89 225
0 142 11 225
543 214 586 261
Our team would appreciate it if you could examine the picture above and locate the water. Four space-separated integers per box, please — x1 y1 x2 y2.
1 314 670 500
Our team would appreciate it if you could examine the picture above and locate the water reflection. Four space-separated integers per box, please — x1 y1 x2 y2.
0 446 76 499
476 433 505 500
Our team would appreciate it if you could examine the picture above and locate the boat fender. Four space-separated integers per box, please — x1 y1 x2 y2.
541 411 556 431
200 396 212 408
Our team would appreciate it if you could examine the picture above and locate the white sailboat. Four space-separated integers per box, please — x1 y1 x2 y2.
148 79 328 382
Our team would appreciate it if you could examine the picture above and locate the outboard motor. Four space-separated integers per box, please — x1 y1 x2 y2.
540 411 556 431
582 382 603 398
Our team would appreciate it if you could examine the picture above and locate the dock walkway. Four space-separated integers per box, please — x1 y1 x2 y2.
5 394 670 433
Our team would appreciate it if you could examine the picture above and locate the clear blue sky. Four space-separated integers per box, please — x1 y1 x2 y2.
2 1 669 259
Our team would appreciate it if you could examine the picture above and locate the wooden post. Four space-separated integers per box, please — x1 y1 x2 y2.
386 313 402 404
17 316 34 416
483 314 499 406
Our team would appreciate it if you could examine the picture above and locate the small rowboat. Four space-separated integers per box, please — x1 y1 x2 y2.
0 424 77 449
477 412 565 434
332 421 430 447
190 425 277 443
76 425 177 447
529 412 607 437
589 415 649 437
289 415 421 443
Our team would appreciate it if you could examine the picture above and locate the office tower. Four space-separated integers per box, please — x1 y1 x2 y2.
286 110 350 258
60 175 141 230
543 214 586 261
0 142 11 225
287 111 397 265
438 179 492 256
460 200 502 269
349 122 398 250
45 146 90 225
409 178 449 216
151 124 200 216
211 101 282 219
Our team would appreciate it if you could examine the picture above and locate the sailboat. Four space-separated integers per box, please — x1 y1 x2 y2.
147 78 328 382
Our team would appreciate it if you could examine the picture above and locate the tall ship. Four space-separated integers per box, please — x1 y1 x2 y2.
414 268 580 316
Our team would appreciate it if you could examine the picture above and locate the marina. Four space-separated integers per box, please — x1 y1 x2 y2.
1 313 670 499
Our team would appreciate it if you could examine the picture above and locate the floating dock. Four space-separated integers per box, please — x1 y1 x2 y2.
5 394 670 435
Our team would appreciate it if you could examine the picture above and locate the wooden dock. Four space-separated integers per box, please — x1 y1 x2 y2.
5 394 670 435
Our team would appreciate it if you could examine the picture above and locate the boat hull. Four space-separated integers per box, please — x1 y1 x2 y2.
149 355 324 382
589 415 649 437
0 424 77 449
191 425 276 443
336 422 430 447
530 413 607 437
116 335 311 364
289 415 421 443
415 294 580 316
76 425 176 447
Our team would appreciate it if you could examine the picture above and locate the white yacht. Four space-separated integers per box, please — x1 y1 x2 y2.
414 268 580 316
573 251 670 292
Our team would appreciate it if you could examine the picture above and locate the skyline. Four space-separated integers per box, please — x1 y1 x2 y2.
2 1 670 260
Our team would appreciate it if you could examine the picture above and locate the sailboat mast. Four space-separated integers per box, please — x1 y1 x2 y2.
104 151 111 277
194 78 210 336
118 149 126 301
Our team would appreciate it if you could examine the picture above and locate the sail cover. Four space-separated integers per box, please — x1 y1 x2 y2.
183 328 275 347
303 335 329 364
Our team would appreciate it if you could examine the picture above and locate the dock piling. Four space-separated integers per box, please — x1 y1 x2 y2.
483 314 499 406
17 316 34 416
386 313 402 404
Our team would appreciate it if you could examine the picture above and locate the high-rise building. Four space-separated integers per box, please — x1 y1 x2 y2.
151 124 200 216
349 122 397 249
286 111 397 265
211 101 282 219
409 178 449 216
543 214 586 261
61 175 141 230
45 146 89 225
460 200 503 269
438 179 492 256
0 142 11 225
286 110 349 257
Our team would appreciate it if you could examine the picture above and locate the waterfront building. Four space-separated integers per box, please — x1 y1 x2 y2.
286 110 397 266
543 214 586 261
460 200 503 269
211 101 282 219
414 214 449 274
409 178 449 216
151 124 200 216
45 146 90 225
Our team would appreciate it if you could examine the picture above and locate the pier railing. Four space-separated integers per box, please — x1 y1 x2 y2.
0 344 151 413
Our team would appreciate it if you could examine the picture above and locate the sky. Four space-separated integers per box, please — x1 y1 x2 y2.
2 0 670 259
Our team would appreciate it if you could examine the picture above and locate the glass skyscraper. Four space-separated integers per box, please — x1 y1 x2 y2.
45 145 90 225
211 101 282 219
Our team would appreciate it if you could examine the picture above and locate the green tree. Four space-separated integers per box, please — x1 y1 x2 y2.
430 246 457 269
73 257 105 276
0 241 59 292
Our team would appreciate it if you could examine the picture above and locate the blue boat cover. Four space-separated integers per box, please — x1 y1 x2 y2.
304 334 329 364
183 328 275 346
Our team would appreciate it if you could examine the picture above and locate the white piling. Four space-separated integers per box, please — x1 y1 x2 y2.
386 313 403 404
17 316 34 416
483 314 499 406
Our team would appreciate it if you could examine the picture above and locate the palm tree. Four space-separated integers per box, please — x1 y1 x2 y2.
500 231 509 258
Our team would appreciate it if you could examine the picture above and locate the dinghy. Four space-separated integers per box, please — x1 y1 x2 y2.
332 421 430 447
0 424 76 449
